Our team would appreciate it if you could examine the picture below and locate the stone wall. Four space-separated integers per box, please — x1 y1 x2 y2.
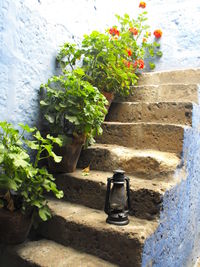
0 0 200 125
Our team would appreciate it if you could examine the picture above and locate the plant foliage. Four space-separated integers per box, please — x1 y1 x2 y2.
40 69 108 145
0 121 63 221
57 11 162 96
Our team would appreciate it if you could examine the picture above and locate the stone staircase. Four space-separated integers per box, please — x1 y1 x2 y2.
1 68 200 267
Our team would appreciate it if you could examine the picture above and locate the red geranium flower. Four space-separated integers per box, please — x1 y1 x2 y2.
153 29 162 39
134 59 144 69
126 48 132 57
123 60 132 68
129 27 138 35
139 2 146 8
109 27 120 36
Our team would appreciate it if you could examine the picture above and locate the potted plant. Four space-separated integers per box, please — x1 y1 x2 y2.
56 6 162 107
0 121 63 244
40 68 108 173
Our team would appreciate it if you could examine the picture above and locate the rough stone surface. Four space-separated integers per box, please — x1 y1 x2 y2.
0 239 117 267
142 101 200 266
137 69 200 86
106 102 193 125
78 144 180 176
97 122 185 153
38 199 158 267
55 169 176 220
120 84 199 103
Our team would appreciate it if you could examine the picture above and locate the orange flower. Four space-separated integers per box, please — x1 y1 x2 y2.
153 29 162 39
126 48 132 57
139 2 146 8
142 38 147 43
129 27 138 35
134 59 144 69
109 27 120 36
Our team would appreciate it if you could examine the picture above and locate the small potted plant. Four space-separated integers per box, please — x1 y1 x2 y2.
56 6 162 108
0 121 63 244
40 68 108 173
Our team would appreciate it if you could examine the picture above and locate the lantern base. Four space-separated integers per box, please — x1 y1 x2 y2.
106 213 129 226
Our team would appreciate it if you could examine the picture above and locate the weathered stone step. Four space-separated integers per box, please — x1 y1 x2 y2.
55 169 176 220
78 144 180 176
0 239 117 267
120 84 199 103
38 199 158 267
137 68 200 86
97 122 186 153
106 101 193 125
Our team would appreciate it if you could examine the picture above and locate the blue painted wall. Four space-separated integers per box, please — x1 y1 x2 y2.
142 98 200 266
0 0 200 124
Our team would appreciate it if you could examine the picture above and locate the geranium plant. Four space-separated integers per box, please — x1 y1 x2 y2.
57 2 162 96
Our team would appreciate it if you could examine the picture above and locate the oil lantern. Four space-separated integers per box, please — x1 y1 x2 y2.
104 170 131 226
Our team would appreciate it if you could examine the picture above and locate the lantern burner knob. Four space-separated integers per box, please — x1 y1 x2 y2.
113 169 125 175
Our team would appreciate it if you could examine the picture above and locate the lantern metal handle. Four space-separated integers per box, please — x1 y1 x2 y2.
104 177 113 214
125 177 131 212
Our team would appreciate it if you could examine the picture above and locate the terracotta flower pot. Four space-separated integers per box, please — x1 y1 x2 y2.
48 134 86 173
0 209 32 244
102 91 114 111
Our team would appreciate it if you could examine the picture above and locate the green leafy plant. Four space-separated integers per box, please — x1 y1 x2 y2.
57 8 162 96
0 121 63 221
40 68 108 146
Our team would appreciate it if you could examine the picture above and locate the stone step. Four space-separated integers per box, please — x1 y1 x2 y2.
96 122 186 154
0 239 117 267
106 101 193 125
38 199 158 267
55 169 177 220
78 144 180 176
120 84 199 103
137 68 200 86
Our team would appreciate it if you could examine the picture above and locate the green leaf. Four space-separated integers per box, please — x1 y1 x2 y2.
32 200 44 208
44 145 62 163
50 151 62 163
64 114 80 125
13 157 29 168
9 152 29 168
156 51 163 57
38 206 51 221
46 134 63 147
55 190 64 199
19 123 36 133
26 140 40 150
74 68 85 77
44 114 55 124
149 62 156 70
40 100 48 106
153 42 160 48
59 103 67 108
34 131 42 141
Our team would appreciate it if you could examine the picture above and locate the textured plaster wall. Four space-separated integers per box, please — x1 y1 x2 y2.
0 0 200 125
142 91 200 266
